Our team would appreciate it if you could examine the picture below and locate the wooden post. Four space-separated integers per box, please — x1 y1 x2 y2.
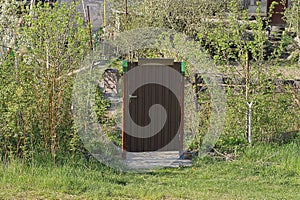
86 6 93 51
180 70 184 155
103 0 107 28
125 0 128 30
122 75 126 159
122 61 127 159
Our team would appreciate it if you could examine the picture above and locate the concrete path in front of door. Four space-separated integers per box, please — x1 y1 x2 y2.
124 151 192 170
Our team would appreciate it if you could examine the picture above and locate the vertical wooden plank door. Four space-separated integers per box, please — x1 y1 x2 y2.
122 59 184 152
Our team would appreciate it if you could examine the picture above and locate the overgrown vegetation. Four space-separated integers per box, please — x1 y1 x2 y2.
0 1 90 166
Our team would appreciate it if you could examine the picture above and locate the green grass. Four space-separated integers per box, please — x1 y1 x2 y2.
0 143 300 199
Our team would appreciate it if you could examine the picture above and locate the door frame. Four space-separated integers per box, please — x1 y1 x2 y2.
121 59 184 158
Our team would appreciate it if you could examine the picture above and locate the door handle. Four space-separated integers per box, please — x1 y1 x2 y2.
129 95 138 99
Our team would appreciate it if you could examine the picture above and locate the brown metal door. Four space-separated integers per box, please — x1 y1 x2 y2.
268 0 288 25
122 60 183 152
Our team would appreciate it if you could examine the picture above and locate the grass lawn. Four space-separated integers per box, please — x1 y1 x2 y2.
0 143 299 199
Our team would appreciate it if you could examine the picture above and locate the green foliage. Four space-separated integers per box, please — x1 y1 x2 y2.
94 85 122 147
188 0 299 153
94 85 110 124
0 2 90 164
110 0 229 36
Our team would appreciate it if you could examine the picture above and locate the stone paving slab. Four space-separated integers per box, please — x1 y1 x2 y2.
124 151 192 170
